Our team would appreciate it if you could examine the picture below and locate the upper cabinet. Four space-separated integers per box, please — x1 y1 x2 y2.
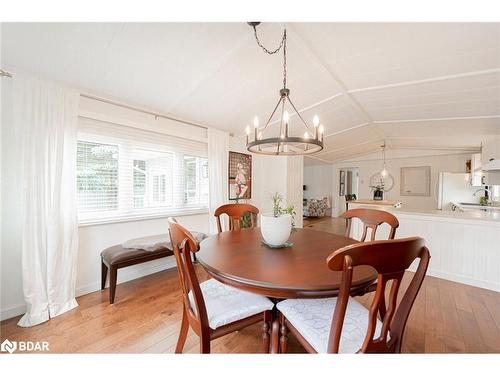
482 136 500 171
470 153 484 186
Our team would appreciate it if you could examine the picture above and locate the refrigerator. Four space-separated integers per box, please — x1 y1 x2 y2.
437 172 479 210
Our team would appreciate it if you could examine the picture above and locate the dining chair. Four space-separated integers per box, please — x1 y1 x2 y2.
214 203 259 233
342 208 399 241
274 237 430 353
341 208 400 319
167 218 274 354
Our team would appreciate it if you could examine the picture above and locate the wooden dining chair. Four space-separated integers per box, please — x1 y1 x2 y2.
167 218 274 354
214 203 259 233
274 237 430 353
342 208 399 241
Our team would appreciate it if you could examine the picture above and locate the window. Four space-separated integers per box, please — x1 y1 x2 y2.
77 118 208 224
77 141 119 212
132 149 174 208
184 156 209 206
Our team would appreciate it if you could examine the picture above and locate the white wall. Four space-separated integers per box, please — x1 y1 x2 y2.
332 150 470 216
228 136 303 226
303 164 333 200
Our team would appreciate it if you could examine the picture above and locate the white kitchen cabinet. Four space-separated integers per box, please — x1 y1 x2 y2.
470 153 484 186
482 136 500 171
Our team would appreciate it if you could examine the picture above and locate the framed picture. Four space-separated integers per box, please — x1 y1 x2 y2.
400 166 431 196
228 151 252 200
339 170 346 196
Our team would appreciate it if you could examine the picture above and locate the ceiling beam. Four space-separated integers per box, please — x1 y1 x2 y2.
303 154 333 164
374 114 500 124
328 148 388 163
347 68 500 94
267 93 344 127
390 145 481 152
165 29 255 114
319 139 383 157
324 122 370 138
287 25 384 140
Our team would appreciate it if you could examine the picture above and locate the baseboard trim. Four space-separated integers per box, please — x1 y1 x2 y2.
409 264 500 292
1 260 178 322
0 304 26 322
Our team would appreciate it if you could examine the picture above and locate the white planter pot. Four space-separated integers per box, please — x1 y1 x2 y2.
260 213 292 246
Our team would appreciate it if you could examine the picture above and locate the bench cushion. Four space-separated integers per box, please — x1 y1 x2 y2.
101 232 207 266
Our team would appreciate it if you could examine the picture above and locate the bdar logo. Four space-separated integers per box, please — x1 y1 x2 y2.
1 339 17 354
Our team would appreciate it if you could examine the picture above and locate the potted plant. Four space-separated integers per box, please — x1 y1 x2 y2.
234 196 252 228
370 183 385 201
260 193 296 247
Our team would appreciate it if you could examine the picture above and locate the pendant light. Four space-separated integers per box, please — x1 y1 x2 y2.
245 22 325 156
380 141 388 177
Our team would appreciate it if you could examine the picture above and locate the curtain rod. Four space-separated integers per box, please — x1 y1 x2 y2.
0 69 208 130
80 93 208 130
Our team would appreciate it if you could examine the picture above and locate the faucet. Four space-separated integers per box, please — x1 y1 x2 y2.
473 187 489 197
473 186 490 205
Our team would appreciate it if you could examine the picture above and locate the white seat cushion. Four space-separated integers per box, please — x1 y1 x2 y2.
189 278 274 330
277 297 382 353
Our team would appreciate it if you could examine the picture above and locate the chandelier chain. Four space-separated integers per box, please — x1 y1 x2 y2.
282 29 287 88
252 25 287 89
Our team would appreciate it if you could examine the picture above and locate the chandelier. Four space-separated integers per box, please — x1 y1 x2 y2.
245 22 325 155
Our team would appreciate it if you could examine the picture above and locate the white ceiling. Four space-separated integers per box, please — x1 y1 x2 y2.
2 22 500 162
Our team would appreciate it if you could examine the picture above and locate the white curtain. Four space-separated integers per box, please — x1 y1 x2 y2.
207 128 229 234
14 76 80 327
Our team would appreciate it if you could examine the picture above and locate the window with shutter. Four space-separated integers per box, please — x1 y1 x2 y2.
77 117 209 224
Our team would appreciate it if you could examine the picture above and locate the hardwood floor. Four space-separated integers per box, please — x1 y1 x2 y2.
1 218 499 353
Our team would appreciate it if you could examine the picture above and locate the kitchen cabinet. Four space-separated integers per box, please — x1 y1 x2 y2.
470 153 484 186
482 136 500 171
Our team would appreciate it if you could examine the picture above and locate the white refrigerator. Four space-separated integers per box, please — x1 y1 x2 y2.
437 172 478 210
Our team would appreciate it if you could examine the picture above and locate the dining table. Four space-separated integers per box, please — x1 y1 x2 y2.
197 227 378 353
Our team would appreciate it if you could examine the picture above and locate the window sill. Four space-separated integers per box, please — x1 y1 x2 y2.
78 208 208 227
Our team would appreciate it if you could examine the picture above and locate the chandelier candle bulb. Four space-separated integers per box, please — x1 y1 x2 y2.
253 116 259 140
318 124 324 142
313 115 319 139
313 115 319 127
245 126 250 144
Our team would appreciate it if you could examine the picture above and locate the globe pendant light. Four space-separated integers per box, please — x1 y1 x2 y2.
245 22 325 156
380 141 388 177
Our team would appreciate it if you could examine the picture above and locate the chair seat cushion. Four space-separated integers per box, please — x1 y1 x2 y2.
190 279 274 330
277 296 382 353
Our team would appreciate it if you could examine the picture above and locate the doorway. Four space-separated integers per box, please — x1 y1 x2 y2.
337 167 359 216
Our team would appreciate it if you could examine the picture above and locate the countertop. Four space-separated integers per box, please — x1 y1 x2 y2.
348 199 397 206
348 201 500 223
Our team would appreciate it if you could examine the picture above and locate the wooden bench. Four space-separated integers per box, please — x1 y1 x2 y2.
101 232 206 304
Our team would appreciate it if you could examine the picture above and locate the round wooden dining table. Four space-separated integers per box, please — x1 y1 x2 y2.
197 227 377 299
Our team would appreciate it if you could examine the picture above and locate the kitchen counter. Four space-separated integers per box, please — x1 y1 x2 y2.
348 201 500 223
346 201 500 292
349 199 398 206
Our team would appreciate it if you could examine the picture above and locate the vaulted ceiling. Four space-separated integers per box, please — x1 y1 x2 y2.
2 22 500 162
